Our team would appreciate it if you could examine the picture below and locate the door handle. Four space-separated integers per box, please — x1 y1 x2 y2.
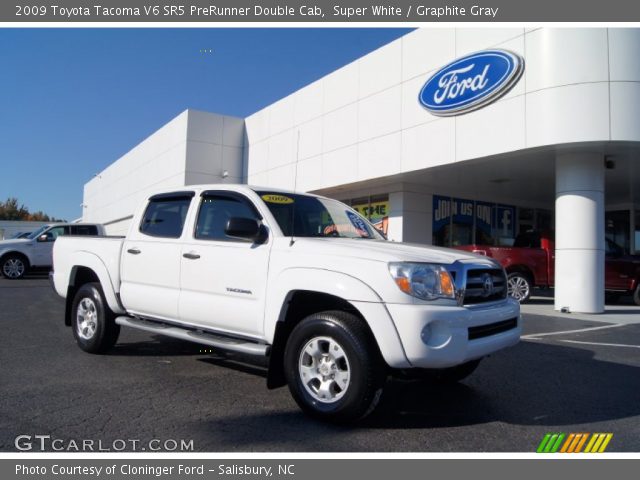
127 248 141 255
183 252 200 260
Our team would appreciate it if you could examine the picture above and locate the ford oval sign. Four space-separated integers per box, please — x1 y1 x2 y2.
419 49 524 117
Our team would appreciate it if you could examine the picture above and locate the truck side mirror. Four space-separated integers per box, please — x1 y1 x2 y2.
225 217 266 243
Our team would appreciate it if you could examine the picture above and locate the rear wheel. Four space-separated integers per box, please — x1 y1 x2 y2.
284 310 385 423
507 272 532 303
1 254 28 279
71 283 120 353
633 284 640 306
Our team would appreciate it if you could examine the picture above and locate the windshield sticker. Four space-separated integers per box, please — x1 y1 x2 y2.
261 194 294 205
346 211 368 233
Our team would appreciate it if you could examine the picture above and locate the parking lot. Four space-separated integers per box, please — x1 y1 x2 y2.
1 275 639 452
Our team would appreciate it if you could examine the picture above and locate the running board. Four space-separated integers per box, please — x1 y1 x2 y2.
115 316 269 356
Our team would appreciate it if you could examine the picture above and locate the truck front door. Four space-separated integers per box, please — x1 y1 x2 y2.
178 191 270 337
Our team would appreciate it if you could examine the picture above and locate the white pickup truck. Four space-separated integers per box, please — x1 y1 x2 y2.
52 185 520 422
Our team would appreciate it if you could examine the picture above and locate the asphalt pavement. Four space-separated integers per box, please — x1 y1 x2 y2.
1 275 639 452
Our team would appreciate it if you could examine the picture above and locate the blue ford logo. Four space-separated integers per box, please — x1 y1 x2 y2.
419 49 524 116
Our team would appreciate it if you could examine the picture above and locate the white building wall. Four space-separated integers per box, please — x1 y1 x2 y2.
83 28 640 243
83 111 190 234
388 190 433 243
83 110 244 235
184 110 245 185
245 28 640 196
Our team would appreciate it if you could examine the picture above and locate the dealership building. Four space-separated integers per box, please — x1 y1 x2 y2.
82 28 640 314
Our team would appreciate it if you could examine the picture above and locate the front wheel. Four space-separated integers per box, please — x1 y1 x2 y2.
507 272 532 303
71 283 120 353
1 254 28 279
284 311 385 423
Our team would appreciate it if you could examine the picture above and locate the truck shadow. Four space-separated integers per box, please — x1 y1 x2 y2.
108 336 272 367
365 339 640 429
109 335 202 356
197 354 268 378
192 340 640 442
104 330 640 434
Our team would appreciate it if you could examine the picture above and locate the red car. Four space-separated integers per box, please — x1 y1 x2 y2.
456 231 640 305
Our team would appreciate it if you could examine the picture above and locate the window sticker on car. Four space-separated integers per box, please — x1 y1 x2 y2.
346 210 368 233
261 194 294 204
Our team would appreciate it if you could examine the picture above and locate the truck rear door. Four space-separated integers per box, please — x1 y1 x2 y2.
119 191 194 321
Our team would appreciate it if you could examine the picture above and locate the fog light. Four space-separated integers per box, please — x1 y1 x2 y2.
421 324 432 344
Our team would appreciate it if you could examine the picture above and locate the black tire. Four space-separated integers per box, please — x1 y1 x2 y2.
1 253 29 279
420 359 482 384
71 283 120 354
283 310 386 423
633 284 640 307
507 272 532 303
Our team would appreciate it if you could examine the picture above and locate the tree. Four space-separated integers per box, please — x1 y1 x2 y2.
0 198 64 222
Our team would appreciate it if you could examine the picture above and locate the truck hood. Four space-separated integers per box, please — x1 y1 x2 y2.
291 238 499 267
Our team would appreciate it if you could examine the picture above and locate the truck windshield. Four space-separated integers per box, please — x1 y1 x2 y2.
257 192 384 239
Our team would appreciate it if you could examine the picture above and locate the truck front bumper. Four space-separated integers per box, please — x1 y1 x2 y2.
385 298 521 369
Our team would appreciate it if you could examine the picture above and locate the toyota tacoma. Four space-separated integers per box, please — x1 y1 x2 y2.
51 185 520 422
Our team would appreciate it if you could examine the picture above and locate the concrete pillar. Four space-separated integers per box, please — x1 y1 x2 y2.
387 191 433 244
387 192 404 242
555 153 605 313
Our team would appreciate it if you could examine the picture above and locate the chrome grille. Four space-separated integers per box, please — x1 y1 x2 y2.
463 268 507 305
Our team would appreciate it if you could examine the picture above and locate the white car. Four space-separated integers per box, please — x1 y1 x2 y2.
51 185 520 422
0 223 104 279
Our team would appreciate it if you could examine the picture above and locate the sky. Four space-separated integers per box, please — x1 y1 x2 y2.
0 28 411 221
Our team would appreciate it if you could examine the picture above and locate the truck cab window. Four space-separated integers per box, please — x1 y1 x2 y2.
140 198 191 238
513 231 541 248
195 195 259 241
71 225 98 235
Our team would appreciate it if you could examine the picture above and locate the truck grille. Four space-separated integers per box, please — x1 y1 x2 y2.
463 268 507 305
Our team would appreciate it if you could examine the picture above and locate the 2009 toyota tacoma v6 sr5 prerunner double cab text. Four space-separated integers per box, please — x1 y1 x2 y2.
51 185 520 422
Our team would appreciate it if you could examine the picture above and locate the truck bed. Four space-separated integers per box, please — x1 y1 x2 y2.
52 236 125 299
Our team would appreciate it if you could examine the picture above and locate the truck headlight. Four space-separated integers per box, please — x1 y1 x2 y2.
388 262 456 301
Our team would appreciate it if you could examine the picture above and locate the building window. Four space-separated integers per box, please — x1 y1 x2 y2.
606 210 631 254
349 194 389 236
517 208 552 236
635 210 640 254
432 195 516 247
